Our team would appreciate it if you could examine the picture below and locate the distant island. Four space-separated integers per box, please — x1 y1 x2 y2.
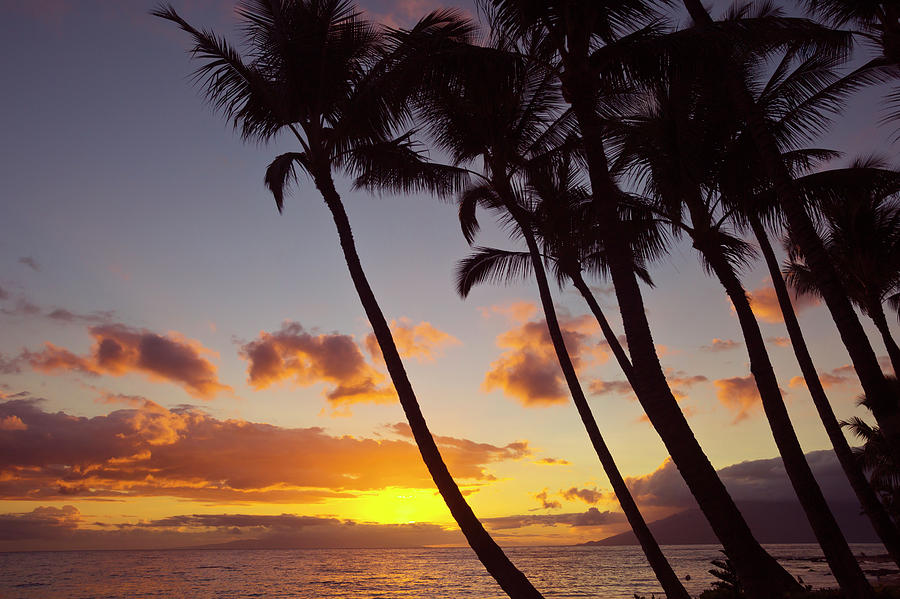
582 501 880 546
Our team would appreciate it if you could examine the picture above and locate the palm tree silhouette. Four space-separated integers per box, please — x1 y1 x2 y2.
786 160 900 378
487 2 800 595
680 0 900 501
700 34 900 567
801 0 900 63
372 19 689 597
844 377 900 524
153 2 542 596
614 55 873 596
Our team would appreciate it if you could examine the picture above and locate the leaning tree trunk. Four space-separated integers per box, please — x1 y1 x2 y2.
693 225 874 599
868 300 900 379
569 271 635 379
314 171 544 599
560 56 801 598
751 214 900 567
680 0 900 452
501 201 689 599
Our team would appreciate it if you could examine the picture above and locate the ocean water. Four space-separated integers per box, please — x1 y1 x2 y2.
0 544 893 598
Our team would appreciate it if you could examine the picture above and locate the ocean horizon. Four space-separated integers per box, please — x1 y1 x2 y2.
1 543 894 598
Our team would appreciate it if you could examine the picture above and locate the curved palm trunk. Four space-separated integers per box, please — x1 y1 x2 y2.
562 68 800 598
503 205 689 599
313 171 543 599
868 301 900 379
680 0 900 451
568 271 635 379
693 223 874 599
751 214 900 567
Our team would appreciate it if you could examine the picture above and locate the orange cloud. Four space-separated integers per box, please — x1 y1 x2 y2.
535 457 571 466
767 336 791 347
560 487 604 505
478 300 538 323
483 313 607 406
714 376 762 423
241 322 395 406
748 284 820 324
23 325 230 399
533 488 561 509
0 397 529 503
789 364 853 389
0 415 27 431
365 318 460 363
701 338 742 352
0 506 466 552
588 379 633 396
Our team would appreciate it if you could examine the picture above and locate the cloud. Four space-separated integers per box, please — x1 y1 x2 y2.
385 423 531 472
588 379 633 396
714 376 765 423
789 363 857 390
533 489 561 510
767 336 791 347
478 301 537 323
23 325 230 399
0 398 528 503
483 312 606 406
0 506 465 551
18 256 40 272
560 487 604 505
241 322 394 406
626 450 857 510
483 507 626 530
0 289 114 324
534 457 570 466
0 415 27 431
748 284 820 324
365 318 460 364
0 505 81 541
701 338 742 352
0 354 22 375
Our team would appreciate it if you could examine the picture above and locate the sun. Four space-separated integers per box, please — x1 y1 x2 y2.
340 487 454 525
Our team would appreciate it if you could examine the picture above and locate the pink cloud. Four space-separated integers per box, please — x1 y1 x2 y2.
483 313 606 406
365 318 460 363
241 322 395 406
748 284 820 324
24 324 231 399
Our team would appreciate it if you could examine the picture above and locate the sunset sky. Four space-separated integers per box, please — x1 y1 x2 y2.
0 0 896 551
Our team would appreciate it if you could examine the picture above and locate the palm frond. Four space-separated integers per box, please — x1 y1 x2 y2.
264 151 310 213
347 132 470 198
455 246 534 298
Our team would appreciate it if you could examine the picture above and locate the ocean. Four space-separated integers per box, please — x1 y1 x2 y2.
0 544 892 598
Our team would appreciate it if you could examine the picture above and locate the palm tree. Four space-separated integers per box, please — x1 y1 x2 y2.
374 21 689 597
785 162 900 378
844 377 900 524
153 3 542 596
487 2 801 595
679 0 900 476
614 60 873 597
706 37 900 566
801 0 900 64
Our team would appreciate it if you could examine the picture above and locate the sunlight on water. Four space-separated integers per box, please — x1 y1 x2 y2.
0 544 890 598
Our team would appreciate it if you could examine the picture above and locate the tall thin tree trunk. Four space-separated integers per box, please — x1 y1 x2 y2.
680 0 900 450
694 225 873 599
561 61 801 597
503 203 689 599
314 171 544 599
569 271 635 379
869 301 900 378
750 214 900 568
